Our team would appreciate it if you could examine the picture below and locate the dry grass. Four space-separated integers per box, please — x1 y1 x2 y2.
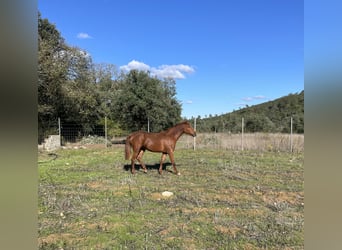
177 133 304 153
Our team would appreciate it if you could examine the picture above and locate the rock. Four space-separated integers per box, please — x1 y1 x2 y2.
161 191 174 197
43 135 61 151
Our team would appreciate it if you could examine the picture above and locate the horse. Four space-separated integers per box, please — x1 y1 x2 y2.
125 121 196 175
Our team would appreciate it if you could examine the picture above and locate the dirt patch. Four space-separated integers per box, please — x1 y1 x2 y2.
261 190 304 205
87 181 104 189
38 233 75 246
69 221 119 232
215 225 241 238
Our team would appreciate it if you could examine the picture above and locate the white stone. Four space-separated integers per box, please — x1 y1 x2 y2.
161 191 174 197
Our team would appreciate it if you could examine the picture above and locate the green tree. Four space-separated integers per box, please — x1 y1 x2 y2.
113 70 181 132
38 12 68 142
61 46 101 130
245 114 275 132
38 13 103 142
94 63 125 136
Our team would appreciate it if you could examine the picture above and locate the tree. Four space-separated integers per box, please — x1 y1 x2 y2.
61 47 101 130
38 13 102 141
245 114 275 133
112 70 181 132
94 63 125 136
38 12 69 142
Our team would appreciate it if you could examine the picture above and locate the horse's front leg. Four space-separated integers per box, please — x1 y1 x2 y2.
159 153 167 174
168 151 180 175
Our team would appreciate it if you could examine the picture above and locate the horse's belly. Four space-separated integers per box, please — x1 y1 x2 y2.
143 138 168 153
145 144 166 153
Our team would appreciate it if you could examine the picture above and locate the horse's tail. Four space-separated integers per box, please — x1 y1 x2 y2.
125 137 131 160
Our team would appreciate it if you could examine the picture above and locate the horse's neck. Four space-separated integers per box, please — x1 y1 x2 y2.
166 126 184 141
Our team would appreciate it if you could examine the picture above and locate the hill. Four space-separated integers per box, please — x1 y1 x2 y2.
195 90 304 133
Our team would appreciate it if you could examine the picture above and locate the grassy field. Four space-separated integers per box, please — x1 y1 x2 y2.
38 144 304 249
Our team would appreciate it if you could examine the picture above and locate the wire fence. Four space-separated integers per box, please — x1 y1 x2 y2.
39 117 304 153
176 132 304 153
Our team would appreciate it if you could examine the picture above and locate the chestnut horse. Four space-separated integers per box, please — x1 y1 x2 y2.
125 121 196 175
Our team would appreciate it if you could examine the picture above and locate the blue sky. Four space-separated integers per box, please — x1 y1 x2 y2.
39 0 303 118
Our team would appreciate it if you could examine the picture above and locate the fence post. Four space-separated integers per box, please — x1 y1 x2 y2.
290 116 293 153
105 116 108 148
193 117 197 151
241 117 244 151
58 117 61 146
147 117 150 132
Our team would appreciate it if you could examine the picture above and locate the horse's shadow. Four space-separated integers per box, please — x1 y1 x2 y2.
123 162 173 173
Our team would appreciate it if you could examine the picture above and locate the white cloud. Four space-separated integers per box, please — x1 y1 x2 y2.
155 64 195 79
184 100 193 104
120 60 195 79
242 95 267 102
119 60 150 72
236 103 247 107
254 95 266 99
77 32 93 39
242 97 253 102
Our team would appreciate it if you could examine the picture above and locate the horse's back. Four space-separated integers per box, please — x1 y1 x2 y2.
127 131 147 145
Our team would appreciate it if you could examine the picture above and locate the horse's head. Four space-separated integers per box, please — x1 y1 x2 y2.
183 121 197 137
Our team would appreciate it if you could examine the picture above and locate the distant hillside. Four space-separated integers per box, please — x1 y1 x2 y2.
195 90 304 133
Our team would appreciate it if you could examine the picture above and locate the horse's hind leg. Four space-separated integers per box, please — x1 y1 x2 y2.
137 150 147 173
130 149 140 174
130 157 136 174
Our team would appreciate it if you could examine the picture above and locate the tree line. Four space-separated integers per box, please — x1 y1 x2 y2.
194 90 304 134
38 13 181 143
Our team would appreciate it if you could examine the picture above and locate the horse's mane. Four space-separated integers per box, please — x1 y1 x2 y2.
164 121 190 134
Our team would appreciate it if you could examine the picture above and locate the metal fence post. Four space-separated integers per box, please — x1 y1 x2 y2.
58 117 61 146
290 116 293 153
105 116 108 147
147 117 150 133
241 117 244 151
193 117 197 151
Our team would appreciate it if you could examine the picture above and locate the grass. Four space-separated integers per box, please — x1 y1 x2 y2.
38 144 304 249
